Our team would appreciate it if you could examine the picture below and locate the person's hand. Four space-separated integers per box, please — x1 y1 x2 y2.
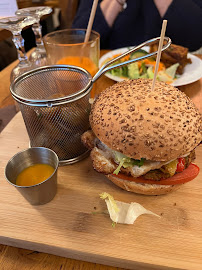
100 0 127 27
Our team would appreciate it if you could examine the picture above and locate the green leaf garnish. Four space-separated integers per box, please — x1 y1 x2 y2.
100 192 119 213
132 158 145 167
112 151 145 175
113 158 125 175
112 222 116 228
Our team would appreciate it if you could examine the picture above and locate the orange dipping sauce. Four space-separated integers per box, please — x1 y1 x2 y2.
16 164 55 186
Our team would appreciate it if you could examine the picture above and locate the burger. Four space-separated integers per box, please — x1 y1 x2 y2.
82 79 201 195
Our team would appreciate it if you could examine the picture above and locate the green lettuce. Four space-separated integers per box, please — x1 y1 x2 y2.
100 192 120 213
112 151 145 175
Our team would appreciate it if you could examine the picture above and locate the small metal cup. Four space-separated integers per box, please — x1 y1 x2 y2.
5 147 59 205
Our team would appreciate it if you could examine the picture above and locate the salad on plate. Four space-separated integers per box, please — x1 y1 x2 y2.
103 48 179 84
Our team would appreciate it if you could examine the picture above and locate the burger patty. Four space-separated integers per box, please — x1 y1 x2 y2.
82 130 195 180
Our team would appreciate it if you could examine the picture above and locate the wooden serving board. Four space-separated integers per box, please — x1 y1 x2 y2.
0 113 202 270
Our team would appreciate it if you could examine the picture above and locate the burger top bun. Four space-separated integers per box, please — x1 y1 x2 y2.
90 79 201 161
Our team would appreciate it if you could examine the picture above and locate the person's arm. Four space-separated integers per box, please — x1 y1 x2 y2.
100 0 127 27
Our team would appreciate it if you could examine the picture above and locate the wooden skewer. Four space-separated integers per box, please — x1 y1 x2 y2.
80 0 98 64
151 20 168 91
84 0 99 44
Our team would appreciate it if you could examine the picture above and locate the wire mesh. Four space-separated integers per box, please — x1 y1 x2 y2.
11 66 92 164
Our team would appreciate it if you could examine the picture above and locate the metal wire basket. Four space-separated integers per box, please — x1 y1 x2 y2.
10 65 92 165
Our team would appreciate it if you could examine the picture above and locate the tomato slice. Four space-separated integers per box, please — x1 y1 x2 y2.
176 158 186 172
111 163 200 185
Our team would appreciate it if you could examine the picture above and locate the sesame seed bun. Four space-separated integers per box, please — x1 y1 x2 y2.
107 174 181 195
90 79 201 161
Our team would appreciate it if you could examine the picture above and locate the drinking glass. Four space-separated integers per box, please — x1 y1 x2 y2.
43 29 100 97
16 6 52 67
0 16 37 82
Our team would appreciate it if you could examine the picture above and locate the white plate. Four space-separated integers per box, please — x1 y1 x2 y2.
99 47 202 87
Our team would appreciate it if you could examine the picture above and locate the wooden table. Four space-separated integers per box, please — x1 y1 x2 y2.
0 52 201 270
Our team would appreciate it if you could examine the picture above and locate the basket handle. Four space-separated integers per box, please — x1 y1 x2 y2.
92 36 171 83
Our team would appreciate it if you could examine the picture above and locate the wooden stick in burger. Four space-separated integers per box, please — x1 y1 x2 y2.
151 20 167 91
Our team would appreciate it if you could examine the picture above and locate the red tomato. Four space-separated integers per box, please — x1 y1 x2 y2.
176 158 186 172
112 163 200 185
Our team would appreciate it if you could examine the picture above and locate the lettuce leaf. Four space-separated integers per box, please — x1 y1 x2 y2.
100 192 160 225
157 63 180 83
157 71 173 83
147 66 154 79
113 151 145 175
100 192 120 213
165 63 179 79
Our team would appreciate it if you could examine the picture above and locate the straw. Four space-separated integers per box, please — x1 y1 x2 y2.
84 0 99 44
151 20 167 91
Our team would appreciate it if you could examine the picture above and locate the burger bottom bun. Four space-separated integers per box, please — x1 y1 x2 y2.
107 174 182 195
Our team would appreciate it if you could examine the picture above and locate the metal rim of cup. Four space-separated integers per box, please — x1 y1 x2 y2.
27 142 90 166
5 147 59 188
43 28 100 47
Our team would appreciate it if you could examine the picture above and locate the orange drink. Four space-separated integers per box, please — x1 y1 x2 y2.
56 55 98 97
44 29 100 97
57 56 98 76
